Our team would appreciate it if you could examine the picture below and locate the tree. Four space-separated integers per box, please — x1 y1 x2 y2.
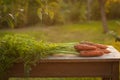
98 0 120 33
87 0 92 21
98 0 109 33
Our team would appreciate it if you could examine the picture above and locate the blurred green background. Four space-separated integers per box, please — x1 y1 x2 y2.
0 0 120 80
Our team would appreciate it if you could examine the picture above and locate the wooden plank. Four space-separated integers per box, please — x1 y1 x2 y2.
6 46 120 80
111 62 119 80
8 62 112 77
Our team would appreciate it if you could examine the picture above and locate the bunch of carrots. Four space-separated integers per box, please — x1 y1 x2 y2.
74 41 111 57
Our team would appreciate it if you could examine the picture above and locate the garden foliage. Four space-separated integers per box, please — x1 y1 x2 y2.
0 0 120 28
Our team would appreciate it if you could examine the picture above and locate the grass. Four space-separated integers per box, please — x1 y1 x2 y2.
0 20 120 80
0 20 120 44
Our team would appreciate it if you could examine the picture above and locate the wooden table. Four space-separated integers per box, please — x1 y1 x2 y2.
7 46 120 80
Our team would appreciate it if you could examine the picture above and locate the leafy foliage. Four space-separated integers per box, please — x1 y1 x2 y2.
36 0 64 25
0 0 28 28
0 0 120 28
0 34 77 79
0 34 52 78
0 0 15 28
106 1 120 19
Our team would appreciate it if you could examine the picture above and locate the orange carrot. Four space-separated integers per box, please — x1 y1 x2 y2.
101 49 111 54
80 41 108 49
79 50 104 57
74 44 97 51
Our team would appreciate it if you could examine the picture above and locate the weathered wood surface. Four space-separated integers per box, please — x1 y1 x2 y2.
42 46 120 61
7 46 120 80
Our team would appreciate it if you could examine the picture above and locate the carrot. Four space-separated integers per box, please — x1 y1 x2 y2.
94 44 107 49
101 49 111 54
79 50 104 57
80 41 108 49
74 44 97 51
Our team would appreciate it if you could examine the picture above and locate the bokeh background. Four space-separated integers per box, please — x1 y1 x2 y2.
0 0 120 80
